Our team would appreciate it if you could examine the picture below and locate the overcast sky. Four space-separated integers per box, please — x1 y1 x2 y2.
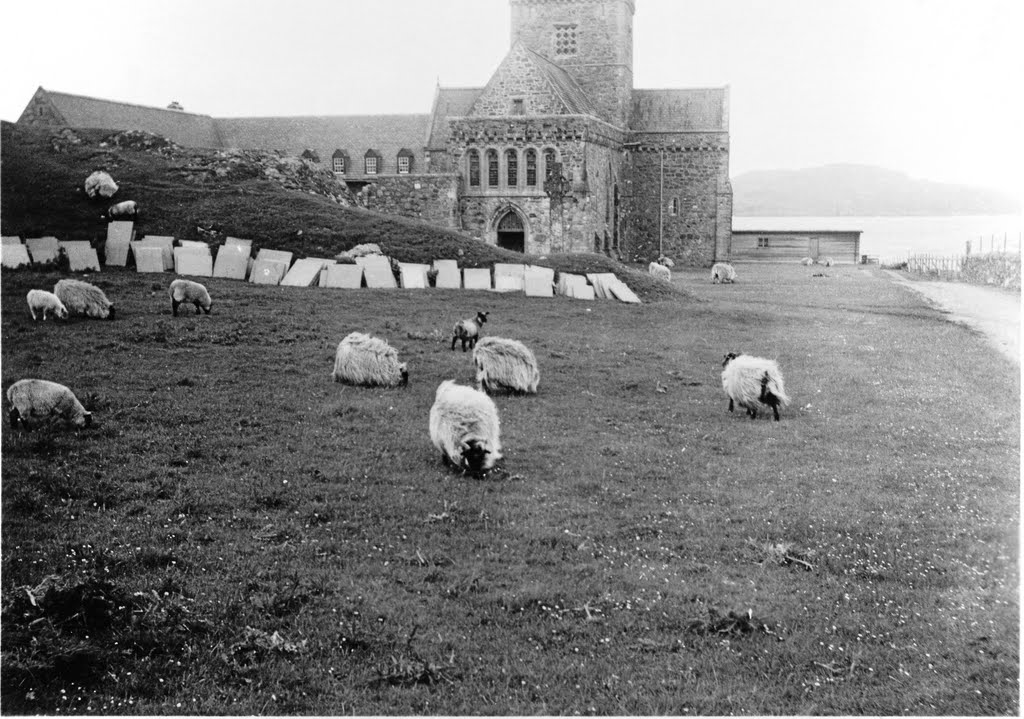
2 0 1021 198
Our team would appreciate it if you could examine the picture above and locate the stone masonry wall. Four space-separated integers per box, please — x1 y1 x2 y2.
471 45 568 117
621 132 730 266
354 174 460 229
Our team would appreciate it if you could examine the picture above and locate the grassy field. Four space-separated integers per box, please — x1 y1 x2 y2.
1 260 1018 715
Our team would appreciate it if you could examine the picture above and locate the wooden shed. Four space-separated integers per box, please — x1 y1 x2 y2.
728 229 861 264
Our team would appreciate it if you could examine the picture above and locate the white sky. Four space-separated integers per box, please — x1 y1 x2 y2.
1 0 1021 198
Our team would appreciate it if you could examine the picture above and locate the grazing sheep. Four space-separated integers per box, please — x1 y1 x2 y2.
7 379 92 429
473 337 539 395
648 262 671 282
657 255 675 268
821 257 835 267
54 279 115 320
26 290 68 321
800 257 815 266
429 380 502 474
169 279 212 316
84 171 118 199
710 262 737 284
721 352 791 421
104 200 138 220
451 311 488 352
332 332 408 387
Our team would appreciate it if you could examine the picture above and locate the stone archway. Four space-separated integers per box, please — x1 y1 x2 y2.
495 209 526 253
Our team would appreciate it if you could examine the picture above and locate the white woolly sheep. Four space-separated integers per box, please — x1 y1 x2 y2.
26 290 68 321
7 379 92 429
657 255 675 268
451 311 488 352
721 352 791 421
332 332 408 387
429 379 502 474
648 262 671 282
710 262 737 284
169 279 212 316
104 200 138 220
800 257 815 266
821 257 835 267
84 171 118 199
473 336 539 395
54 279 115 320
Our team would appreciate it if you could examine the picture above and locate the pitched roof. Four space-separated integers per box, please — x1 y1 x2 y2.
215 114 432 175
36 88 222 148
426 87 483 150
630 88 728 132
522 47 597 117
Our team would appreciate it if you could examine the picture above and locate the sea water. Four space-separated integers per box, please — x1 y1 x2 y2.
732 215 1024 263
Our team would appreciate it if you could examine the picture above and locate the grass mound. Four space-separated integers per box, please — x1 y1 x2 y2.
1 121 684 302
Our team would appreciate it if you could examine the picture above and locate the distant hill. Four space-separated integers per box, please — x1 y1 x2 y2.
731 164 1021 216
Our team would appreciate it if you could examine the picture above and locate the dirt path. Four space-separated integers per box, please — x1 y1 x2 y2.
884 270 1021 365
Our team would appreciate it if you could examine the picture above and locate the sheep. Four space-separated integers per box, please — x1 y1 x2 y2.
7 379 92 429
54 279 115 320
451 311 488 352
473 336 539 395
84 171 118 199
648 262 671 282
710 262 737 284
169 278 212 316
104 200 138 220
800 257 815 266
331 332 408 387
821 257 835 267
657 255 675 268
721 352 791 421
26 290 69 321
429 379 502 474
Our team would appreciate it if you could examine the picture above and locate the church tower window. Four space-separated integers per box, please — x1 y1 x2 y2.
468 150 480 187
506 149 518 187
554 24 578 56
525 149 537 187
487 149 499 187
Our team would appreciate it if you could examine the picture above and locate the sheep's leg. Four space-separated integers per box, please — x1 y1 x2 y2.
172 299 180 317
451 335 458 351
772 405 780 421
9 408 21 428
728 398 734 412
194 302 202 315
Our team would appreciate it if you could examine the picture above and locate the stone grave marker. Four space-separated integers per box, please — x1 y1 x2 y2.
433 259 460 289
249 259 288 285
1 243 31 268
363 263 398 289
608 280 641 304
463 267 491 290
2 236 22 245
132 237 175 270
399 263 430 289
104 222 134 266
586 273 618 299
26 237 60 264
225 237 253 248
256 248 293 267
213 244 250 280
494 263 526 280
134 246 166 273
556 273 589 297
323 264 364 289
493 273 524 292
173 247 213 277
524 266 554 297
282 258 329 287
66 247 101 272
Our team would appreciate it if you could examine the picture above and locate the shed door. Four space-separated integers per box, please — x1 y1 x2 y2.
808 238 820 259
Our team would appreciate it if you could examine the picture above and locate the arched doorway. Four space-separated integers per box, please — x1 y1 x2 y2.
496 210 525 253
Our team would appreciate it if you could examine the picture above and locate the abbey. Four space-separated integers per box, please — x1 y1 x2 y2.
18 0 732 265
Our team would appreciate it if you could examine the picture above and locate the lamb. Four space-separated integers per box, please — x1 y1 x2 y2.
7 379 92 429
710 262 737 284
104 200 138 220
429 379 503 474
721 352 791 421
451 311 488 352
331 332 408 387
648 261 671 282
84 171 118 199
473 336 539 395
169 278 212 316
54 279 115 320
26 289 69 321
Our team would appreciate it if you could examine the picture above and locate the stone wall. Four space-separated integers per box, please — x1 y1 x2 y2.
621 132 731 266
351 174 460 229
470 45 568 117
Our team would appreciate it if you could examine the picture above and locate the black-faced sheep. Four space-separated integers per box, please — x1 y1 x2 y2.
26 290 68 321
711 263 737 284
7 379 92 429
648 262 671 282
429 379 502 474
54 279 115 320
104 200 138 220
721 352 791 421
169 279 212 316
473 336 539 395
451 311 488 352
332 332 408 387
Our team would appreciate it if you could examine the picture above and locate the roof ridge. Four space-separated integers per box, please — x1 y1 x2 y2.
45 89 213 119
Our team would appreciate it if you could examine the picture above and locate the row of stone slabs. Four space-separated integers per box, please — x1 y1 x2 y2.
2 224 641 303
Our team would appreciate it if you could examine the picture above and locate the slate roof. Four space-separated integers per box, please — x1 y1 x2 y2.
523 47 597 117
629 88 728 132
32 88 222 148
215 114 432 176
426 87 483 150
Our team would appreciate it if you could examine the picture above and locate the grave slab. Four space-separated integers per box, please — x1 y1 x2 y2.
133 237 175 270
524 267 554 297
66 247 100 272
434 260 461 289
213 244 250 280
323 264 364 289
463 268 491 290
363 264 398 289
586 273 618 299
3 236 23 245
174 247 213 277
494 263 526 280
249 259 288 285
225 237 253 248
134 246 166 273
104 222 134 266
178 240 209 250
556 273 589 297
256 249 293 267
281 258 327 287
1 243 31 268
493 274 524 293
26 237 60 264
59 241 92 252
355 255 391 269
399 263 430 289
608 280 641 304
570 284 596 300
